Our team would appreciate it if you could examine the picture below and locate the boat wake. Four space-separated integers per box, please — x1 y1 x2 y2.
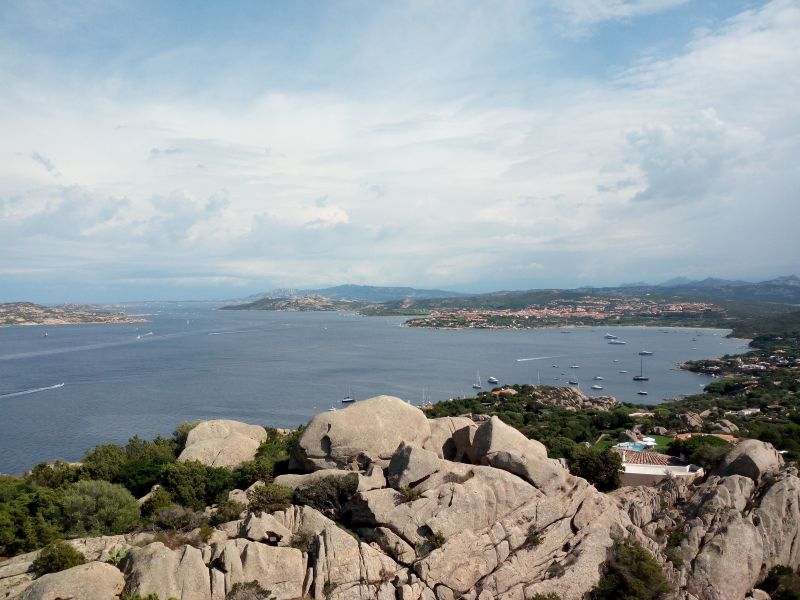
207 330 251 336
516 355 566 362
0 383 65 399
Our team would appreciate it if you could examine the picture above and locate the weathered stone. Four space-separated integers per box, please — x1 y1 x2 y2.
713 419 739 434
19 562 124 600
123 542 211 600
425 417 478 461
217 539 306 599
291 395 432 471
240 511 293 545
716 439 784 482
178 419 268 468
678 412 704 430
275 465 385 492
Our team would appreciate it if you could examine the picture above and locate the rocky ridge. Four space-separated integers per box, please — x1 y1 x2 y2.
2 396 798 600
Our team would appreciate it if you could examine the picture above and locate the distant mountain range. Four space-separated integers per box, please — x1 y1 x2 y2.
236 284 467 304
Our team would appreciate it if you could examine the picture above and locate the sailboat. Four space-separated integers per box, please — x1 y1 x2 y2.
472 371 482 389
632 358 649 381
341 386 355 403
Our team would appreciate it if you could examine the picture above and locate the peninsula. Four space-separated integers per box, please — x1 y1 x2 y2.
0 302 146 327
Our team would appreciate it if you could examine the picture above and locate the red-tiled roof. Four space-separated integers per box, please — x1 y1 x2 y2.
612 448 683 466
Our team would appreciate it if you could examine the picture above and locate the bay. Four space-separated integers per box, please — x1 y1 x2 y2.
0 303 749 473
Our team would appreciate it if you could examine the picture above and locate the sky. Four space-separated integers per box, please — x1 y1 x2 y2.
1 0 799 302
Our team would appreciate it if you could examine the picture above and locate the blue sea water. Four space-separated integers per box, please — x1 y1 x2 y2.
0 303 749 473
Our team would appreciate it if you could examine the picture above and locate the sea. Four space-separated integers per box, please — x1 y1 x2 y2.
0 303 749 473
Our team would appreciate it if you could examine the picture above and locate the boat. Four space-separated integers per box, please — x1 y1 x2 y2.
593 376 604 380
570 365 580 369
43 332 48 337
618 370 628 373
568 379 579 385
591 384 603 390
604 333 618 339
613 359 619 363
472 371 482 389
327 407 337 412
487 376 499 384
637 390 648 396
639 350 654 356
608 339 627 345
632 358 649 381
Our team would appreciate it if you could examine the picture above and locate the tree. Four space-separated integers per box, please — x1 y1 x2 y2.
81 444 127 481
569 446 622 492
25 461 80 489
159 461 235 511
292 474 358 521
667 435 731 470
60 480 140 536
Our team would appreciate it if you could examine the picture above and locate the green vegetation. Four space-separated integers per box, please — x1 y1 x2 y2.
0 423 302 558
666 436 731 471
758 565 800 600
31 540 86 575
246 483 293 513
527 594 561 600
592 540 672 600
225 581 276 600
292 473 358 521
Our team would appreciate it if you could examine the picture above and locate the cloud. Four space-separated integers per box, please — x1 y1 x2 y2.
31 151 59 175
0 1 798 301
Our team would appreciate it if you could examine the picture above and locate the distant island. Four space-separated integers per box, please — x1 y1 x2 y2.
220 277 800 339
0 302 146 327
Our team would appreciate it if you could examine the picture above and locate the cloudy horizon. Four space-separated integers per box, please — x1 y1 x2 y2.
1 0 799 303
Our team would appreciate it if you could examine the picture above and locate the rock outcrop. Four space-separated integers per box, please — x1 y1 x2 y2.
19 562 124 600
526 385 620 412
3 405 799 600
290 395 432 470
178 420 268 468
715 439 784 482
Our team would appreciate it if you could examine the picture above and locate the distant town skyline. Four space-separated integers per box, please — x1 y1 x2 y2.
1 0 799 303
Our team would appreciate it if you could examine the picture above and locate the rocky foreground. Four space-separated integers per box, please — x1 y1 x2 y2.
1 396 797 600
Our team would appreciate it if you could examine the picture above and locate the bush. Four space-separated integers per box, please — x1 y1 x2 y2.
292 474 358 521
246 484 293 513
172 421 201 454
592 540 671 600
32 540 86 576
395 485 422 504
150 505 207 531
211 500 246 525
140 487 174 518
527 594 561 600
81 444 128 482
159 461 236 511
0 476 63 555
25 461 81 489
226 580 276 600
667 435 731 471
759 565 800 600
60 480 141 537
569 447 622 492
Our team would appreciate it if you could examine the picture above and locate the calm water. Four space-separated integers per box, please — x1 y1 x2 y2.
0 303 748 473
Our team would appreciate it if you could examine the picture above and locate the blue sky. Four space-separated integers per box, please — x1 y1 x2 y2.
1 0 798 302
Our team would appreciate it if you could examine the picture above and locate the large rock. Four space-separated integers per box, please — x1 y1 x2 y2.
123 542 211 600
275 464 386 492
178 419 268 468
215 539 306 599
715 439 784 482
19 562 124 600
424 417 478 462
291 396 432 470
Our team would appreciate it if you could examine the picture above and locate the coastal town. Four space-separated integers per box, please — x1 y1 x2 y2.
0 302 145 327
404 296 725 329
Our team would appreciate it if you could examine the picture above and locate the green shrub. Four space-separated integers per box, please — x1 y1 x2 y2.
290 532 314 552
32 540 86 575
527 594 561 600
0 476 63 555
150 505 207 531
60 480 140 537
140 487 174 518
667 435 731 471
569 446 622 492
527 527 542 547
395 485 422 504
81 444 128 481
592 540 671 600
105 545 131 567
547 562 565 578
172 421 201 454
25 461 81 489
759 565 800 600
226 580 276 600
210 500 246 525
292 474 358 521
159 461 236 511
246 484 293 513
